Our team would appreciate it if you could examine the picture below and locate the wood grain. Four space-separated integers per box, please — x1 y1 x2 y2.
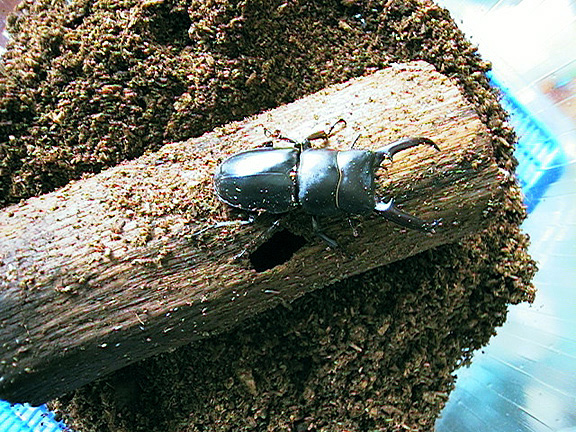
0 61 502 404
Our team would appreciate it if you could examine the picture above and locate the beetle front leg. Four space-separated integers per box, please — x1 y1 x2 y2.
262 126 298 147
233 218 283 260
375 199 438 233
303 119 347 148
193 214 257 236
375 137 439 163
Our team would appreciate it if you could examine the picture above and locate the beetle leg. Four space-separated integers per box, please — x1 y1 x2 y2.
311 216 340 249
262 126 298 147
327 118 347 136
375 137 439 163
347 217 360 237
193 215 256 236
350 133 361 149
233 218 283 260
375 199 438 233
303 119 348 148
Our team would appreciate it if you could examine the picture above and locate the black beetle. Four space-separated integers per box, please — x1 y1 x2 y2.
213 120 440 248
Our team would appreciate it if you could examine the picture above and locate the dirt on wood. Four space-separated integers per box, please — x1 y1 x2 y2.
0 0 536 431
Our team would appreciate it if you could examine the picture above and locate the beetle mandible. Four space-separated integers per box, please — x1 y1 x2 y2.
213 120 440 248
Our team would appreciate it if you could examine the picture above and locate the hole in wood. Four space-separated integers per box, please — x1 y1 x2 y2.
249 229 307 272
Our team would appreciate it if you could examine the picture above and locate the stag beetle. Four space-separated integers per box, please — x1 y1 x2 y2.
213 120 440 248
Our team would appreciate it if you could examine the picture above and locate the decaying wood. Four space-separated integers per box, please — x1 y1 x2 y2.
0 61 502 404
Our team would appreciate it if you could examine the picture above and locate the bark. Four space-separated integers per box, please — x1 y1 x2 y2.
0 61 502 404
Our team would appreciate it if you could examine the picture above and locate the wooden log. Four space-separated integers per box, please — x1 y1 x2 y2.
0 61 502 405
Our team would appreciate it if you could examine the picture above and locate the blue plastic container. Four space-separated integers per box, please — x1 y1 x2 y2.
0 401 68 432
490 72 568 214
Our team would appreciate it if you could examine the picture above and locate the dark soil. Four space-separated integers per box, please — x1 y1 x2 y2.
1 0 536 431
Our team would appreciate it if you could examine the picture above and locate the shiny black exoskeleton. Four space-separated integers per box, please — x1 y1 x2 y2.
214 121 439 248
